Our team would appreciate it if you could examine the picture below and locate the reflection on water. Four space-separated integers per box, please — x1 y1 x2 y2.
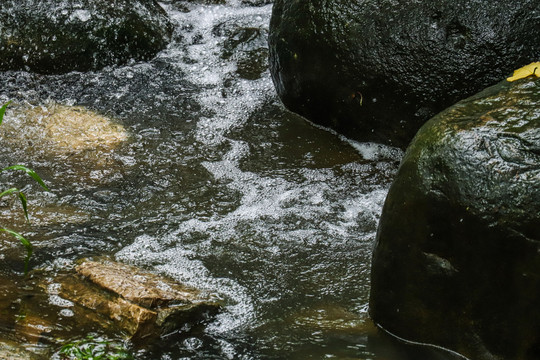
0 1 460 359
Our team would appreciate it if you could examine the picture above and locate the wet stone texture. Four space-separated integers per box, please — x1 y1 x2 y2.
51 258 222 342
0 102 130 192
214 20 269 80
0 340 39 360
240 0 274 7
369 77 540 360
0 0 173 74
269 0 540 148
0 103 128 156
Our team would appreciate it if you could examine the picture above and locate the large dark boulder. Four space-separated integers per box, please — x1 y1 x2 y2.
369 76 540 360
269 0 540 148
0 0 173 74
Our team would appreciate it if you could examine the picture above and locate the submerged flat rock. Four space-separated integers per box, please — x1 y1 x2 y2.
75 259 205 308
1 103 128 155
0 102 130 188
55 258 222 341
0 340 39 360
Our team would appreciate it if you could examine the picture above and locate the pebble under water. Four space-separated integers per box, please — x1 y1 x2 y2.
0 1 462 359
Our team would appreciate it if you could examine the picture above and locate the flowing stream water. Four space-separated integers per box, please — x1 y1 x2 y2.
0 1 460 359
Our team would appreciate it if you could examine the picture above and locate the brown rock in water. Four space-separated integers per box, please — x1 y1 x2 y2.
0 103 128 156
56 258 221 341
75 260 201 308
13 315 53 345
0 340 40 360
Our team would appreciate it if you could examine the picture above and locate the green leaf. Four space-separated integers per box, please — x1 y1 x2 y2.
18 191 29 222
0 101 12 126
1 165 49 191
0 228 33 274
0 188 30 222
0 187 19 198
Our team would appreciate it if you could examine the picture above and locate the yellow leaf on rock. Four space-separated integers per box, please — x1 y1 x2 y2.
507 62 540 82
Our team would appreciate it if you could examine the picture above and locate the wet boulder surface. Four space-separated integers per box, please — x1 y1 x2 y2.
268 0 540 148
0 0 173 74
369 77 540 360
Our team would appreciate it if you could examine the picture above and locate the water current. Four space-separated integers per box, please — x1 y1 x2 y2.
0 1 460 359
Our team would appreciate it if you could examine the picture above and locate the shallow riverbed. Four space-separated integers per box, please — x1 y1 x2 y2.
0 1 460 359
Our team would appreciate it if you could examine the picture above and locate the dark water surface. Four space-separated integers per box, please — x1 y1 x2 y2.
0 1 461 359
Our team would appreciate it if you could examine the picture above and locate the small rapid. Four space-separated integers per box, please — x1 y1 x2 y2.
0 1 429 359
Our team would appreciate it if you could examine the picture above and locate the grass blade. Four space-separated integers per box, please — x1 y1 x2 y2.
0 188 29 222
0 187 19 198
0 228 33 274
18 192 29 222
1 165 49 191
0 101 12 126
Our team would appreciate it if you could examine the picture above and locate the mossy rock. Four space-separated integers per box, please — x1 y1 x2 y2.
0 0 173 74
369 77 540 360
269 0 540 148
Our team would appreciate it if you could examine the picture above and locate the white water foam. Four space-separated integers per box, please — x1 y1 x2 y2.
122 2 276 335
116 233 255 335
118 0 400 344
160 2 274 146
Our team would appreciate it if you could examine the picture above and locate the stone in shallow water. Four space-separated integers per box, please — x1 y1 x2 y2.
0 102 130 189
75 259 204 309
0 0 173 74
0 340 39 360
55 258 222 341
370 77 540 360
1 103 128 155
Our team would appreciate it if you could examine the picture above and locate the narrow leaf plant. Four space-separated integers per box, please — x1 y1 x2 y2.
0 101 49 274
